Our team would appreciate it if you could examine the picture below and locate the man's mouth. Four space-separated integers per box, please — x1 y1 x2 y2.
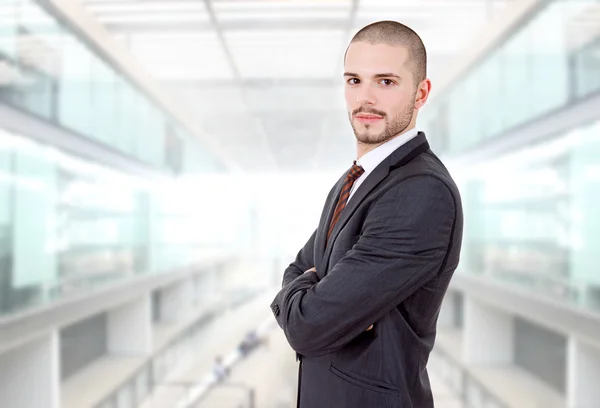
355 113 384 123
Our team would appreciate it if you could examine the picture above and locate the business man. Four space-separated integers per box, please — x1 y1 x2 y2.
270 21 463 408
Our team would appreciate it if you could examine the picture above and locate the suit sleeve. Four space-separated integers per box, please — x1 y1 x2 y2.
270 175 456 357
281 229 317 288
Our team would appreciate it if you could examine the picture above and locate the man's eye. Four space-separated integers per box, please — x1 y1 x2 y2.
381 79 394 86
347 78 360 84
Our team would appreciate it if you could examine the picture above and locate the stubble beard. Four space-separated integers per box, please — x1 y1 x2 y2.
350 101 415 145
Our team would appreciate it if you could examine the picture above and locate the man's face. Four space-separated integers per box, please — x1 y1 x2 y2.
344 41 418 145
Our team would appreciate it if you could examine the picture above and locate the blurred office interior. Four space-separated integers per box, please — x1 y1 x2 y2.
0 0 600 407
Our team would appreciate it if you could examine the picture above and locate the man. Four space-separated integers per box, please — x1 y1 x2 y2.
212 355 229 383
269 20 463 408
238 330 260 356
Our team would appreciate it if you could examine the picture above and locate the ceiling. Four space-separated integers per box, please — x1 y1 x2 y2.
80 0 511 173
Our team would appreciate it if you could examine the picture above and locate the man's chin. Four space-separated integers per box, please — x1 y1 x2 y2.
355 131 385 144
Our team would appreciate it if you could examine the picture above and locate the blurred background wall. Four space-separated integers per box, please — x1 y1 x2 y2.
0 0 599 407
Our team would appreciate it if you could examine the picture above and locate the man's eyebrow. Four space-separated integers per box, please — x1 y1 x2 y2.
343 72 402 79
373 73 401 79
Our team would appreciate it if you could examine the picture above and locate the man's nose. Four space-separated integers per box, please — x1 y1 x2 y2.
356 85 376 106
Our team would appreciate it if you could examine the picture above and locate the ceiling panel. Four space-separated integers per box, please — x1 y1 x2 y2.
214 0 351 22
95 12 209 24
128 32 234 80
212 0 352 11
225 29 345 79
79 0 511 172
164 82 248 114
85 1 207 13
354 0 508 53
243 84 343 112
84 0 209 24
200 113 277 172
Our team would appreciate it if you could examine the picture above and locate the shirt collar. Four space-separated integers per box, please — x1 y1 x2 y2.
356 127 419 174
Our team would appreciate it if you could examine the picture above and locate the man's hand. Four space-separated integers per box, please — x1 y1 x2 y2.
366 324 373 331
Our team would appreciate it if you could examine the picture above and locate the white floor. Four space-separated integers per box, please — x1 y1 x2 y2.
430 373 467 408
195 328 465 408
124 289 466 408
138 292 277 408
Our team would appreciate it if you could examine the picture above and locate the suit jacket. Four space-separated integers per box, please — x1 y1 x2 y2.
270 132 463 408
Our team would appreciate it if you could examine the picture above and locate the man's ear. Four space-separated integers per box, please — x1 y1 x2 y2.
414 78 431 110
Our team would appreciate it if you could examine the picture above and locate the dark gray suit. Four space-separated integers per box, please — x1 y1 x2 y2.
270 132 463 408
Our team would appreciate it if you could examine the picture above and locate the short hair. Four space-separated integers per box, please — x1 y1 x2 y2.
347 20 427 84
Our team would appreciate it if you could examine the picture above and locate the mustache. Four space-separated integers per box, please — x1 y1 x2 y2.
352 107 386 117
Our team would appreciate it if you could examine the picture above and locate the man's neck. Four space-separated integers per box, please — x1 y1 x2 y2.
356 140 384 160
356 126 416 160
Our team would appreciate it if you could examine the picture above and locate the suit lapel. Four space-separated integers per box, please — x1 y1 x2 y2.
321 132 430 271
314 173 347 273
320 163 389 271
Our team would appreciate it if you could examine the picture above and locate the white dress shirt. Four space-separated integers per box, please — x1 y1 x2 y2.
348 127 419 202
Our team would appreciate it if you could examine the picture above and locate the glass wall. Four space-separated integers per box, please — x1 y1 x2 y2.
0 0 221 173
457 119 600 314
0 127 232 317
421 0 600 154
419 0 600 315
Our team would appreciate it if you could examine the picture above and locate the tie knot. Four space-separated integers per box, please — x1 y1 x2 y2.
347 162 364 181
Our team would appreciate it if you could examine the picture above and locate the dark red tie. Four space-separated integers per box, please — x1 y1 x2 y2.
327 162 365 242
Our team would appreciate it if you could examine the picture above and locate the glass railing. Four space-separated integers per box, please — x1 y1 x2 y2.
421 0 600 154
93 289 264 408
0 127 231 318
456 118 600 315
93 309 220 408
429 348 509 408
0 0 222 174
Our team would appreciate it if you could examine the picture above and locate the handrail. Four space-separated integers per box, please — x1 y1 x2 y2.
92 290 268 408
430 347 510 408
176 317 275 408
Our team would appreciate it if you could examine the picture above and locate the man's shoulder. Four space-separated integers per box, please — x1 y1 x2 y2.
390 151 457 190
376 151 462 216
374 153 463 219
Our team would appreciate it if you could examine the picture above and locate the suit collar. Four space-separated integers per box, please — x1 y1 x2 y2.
317 132 430 274
356 127 419 174
387 131 429 169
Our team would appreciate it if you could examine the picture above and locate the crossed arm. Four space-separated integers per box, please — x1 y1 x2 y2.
281 229 317 288
270 176 456 357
